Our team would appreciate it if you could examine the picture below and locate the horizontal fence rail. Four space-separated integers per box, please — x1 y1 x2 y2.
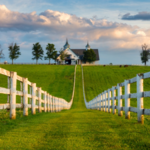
0 65 76 119
82 65 150 124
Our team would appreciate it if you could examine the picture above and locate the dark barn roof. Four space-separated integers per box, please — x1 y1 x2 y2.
71 49 99 60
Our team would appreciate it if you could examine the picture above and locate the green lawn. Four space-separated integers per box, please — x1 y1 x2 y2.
0 65 75 103
0 65 150 149
83 65 150 108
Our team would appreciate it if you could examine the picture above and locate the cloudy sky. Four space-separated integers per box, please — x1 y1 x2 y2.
0 0 150 64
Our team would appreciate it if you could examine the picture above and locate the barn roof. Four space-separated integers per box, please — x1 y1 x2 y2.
71 49 99 60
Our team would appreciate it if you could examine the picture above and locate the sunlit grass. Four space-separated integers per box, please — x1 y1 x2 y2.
0 65 75 103
0 66 150 149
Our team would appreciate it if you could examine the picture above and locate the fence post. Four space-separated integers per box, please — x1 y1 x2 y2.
103 93 105 111
52 96 54 112
30 86 32 106
118 83 123 116
108 89 111 113
43 91 47 112
125 80 130 119
57 98 59 112
97 95 99 110
38 87 41 113
94 97 97 109
102 93 104 111
137 74 144 124
7 77 10 103
112 87 116 114
100 95 102 111
20 82 23 107
10 72 17 119
23 78 28 116
50 95 52 112
99 94 101 111
31 83 36 115
47 93 49 112
55 97 57 112
105 91 108 112
54 97 56 112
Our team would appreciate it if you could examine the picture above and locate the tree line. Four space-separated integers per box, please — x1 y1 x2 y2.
0 42 58 64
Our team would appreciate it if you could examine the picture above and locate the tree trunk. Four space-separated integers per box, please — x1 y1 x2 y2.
12 59 13 64
36 59 38 65
49 59 50 65
145 61 146 66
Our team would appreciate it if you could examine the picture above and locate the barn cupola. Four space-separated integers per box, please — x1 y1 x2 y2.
85 41 90 50
64 38 70 49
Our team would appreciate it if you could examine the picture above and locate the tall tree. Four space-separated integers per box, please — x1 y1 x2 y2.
0 45 5 62
59 49 67 64
83 49 96 63
140 43 150 66
8 43 21 64
32 42 44 64
53 51 58 64
45 43 56 64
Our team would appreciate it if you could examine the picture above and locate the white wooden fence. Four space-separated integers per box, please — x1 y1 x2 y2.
0 65 76 119
82 65 150 124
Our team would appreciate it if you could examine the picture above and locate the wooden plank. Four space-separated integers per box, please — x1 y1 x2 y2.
17 75 23 82
27 94 32 98
144 109 150 115
27 81 31 86
0 103 10 110
129 107 137 113
16 91 23 96
143 91 150 97
121 95 125 99
0 68 10 77
16 103 23 108
129 77 136 83
120 82 124 87
0 103 23 110
0 87 10 94
129 93 137 98
143 72 150 79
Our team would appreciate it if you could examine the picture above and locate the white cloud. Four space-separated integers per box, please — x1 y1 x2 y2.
0 4 150 52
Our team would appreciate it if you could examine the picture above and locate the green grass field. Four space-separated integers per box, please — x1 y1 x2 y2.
83 65 150 108
0 65 150 149
0 65 75 103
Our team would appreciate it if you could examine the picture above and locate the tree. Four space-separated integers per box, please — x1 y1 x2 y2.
32 42 44 64
59 49 67 64
53 51 58 64
140 43 150 66
8 43 21 64
45 43 56 64
0 45 4 62
83 49 96 63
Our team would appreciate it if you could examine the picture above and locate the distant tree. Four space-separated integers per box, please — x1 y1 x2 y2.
53 51 58 64
45 43 56 64
59 48 67 64
32 42 44 64
83 49 96 63
140 43 150 66
0 45 5 62
8 43 21 64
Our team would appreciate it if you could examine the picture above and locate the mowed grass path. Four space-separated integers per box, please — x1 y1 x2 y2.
0 66 150 149
0 65 75 103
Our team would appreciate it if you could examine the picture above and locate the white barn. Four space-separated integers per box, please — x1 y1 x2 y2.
56 39 100 65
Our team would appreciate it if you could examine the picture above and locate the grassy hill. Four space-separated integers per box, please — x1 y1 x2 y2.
0 65 150 149
0 65 75 103
83 65 150 108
